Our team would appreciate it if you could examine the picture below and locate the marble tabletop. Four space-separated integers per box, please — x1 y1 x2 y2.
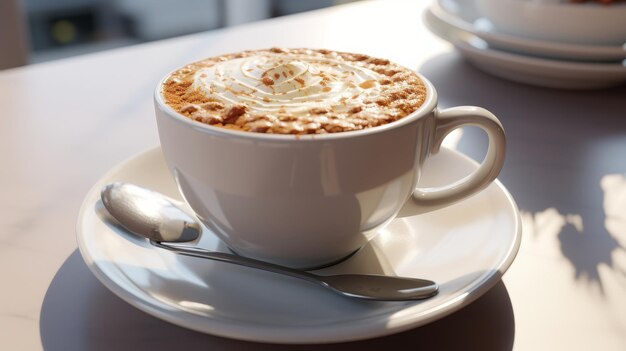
1 0 625 349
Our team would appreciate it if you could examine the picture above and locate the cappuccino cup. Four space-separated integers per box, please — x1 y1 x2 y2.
154 48 505 269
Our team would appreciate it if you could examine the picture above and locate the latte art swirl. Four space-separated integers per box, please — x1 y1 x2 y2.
162 48 426 134
193 54 384 116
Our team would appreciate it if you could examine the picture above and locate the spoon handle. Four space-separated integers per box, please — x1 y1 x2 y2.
151 241 439 301
151 240 323 284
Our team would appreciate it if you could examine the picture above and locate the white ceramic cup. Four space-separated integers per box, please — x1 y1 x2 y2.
477 0 626 45
154 73 505 269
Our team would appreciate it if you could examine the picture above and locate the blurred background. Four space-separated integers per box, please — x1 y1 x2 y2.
0 0 361 69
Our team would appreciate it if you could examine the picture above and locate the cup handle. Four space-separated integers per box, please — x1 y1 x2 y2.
411 106 506 211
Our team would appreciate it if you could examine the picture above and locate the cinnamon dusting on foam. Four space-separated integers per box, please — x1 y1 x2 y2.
162 48 426 134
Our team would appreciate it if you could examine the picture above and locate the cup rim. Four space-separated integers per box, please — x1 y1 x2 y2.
154 69 438 142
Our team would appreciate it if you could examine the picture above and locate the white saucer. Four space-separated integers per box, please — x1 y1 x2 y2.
77 146 521 344
424 7 626 89
431 0 626 62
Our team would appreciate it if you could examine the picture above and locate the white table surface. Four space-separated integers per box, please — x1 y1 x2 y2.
1 0 625 350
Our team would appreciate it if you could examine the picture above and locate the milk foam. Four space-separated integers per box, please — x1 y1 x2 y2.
192 53 385 116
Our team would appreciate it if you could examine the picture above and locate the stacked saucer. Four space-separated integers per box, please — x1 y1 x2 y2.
424 0 626 89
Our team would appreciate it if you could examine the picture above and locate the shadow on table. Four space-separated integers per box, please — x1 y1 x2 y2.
418 52 626 292
40 250 515 351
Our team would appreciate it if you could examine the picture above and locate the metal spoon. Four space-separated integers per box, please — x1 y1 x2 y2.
101 182 438 301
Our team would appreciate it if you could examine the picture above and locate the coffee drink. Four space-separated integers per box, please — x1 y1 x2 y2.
162 48 426 134
155 48 505 268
